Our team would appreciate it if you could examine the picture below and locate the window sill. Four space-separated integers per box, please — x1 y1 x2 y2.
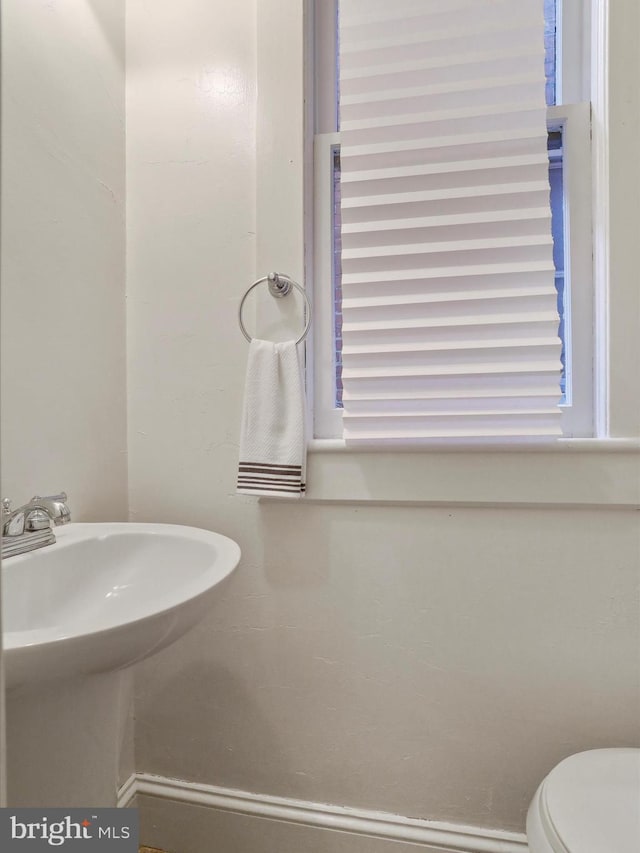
299 438 640 507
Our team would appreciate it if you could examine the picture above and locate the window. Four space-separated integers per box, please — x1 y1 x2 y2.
313 0 593 441
256 0 637 505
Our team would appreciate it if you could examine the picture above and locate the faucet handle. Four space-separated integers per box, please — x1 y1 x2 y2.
2 498 12 515
30 492 67 503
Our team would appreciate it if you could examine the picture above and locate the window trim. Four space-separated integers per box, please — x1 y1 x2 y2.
547 101 593 437
254 0 639 506
313 131 343 439
558 0 592 104
313 0 595 443
303 438 640 507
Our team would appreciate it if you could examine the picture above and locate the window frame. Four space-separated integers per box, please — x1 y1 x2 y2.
548 101 593 437
312 0 594 441
313 129 342 438
254 0 640 507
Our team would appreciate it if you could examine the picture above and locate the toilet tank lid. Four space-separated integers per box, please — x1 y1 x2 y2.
540 748 640 853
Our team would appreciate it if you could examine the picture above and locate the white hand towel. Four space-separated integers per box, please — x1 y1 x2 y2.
237 339 307 498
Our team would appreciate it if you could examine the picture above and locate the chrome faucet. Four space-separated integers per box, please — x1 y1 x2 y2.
2 492 71 558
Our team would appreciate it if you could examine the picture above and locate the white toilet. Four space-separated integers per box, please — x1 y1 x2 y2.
527 748 640 852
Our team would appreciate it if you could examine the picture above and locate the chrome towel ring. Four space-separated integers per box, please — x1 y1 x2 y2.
238 272 312 345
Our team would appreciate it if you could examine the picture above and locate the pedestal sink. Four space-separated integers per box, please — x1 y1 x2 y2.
3 522 241 687
2 522 241 807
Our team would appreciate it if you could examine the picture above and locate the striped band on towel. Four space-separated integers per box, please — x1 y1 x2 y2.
237 463 306 495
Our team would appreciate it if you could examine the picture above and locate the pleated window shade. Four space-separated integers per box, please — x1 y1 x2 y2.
338 0 563 443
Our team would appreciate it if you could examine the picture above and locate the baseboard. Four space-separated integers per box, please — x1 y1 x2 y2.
118 772 528 853
117 773 137 808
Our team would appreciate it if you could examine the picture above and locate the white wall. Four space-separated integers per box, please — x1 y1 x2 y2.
134 504 640 829
126 0 257 529
0 0 131 800
607 0 640 436
1 0 128 521
127 0 640 842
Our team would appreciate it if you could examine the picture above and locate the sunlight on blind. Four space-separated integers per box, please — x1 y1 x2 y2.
339 0 562 443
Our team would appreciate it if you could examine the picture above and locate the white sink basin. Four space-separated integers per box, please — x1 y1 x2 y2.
2 522 241 688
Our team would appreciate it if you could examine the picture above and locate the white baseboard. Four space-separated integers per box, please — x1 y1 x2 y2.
118 772 528 853
117 773 137 808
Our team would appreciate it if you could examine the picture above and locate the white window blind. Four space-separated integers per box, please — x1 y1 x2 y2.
338 0 563 443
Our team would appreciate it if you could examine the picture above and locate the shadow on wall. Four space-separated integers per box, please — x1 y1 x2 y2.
86 0 125 57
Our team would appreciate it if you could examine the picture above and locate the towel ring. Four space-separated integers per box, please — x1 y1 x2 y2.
238 273 312 345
